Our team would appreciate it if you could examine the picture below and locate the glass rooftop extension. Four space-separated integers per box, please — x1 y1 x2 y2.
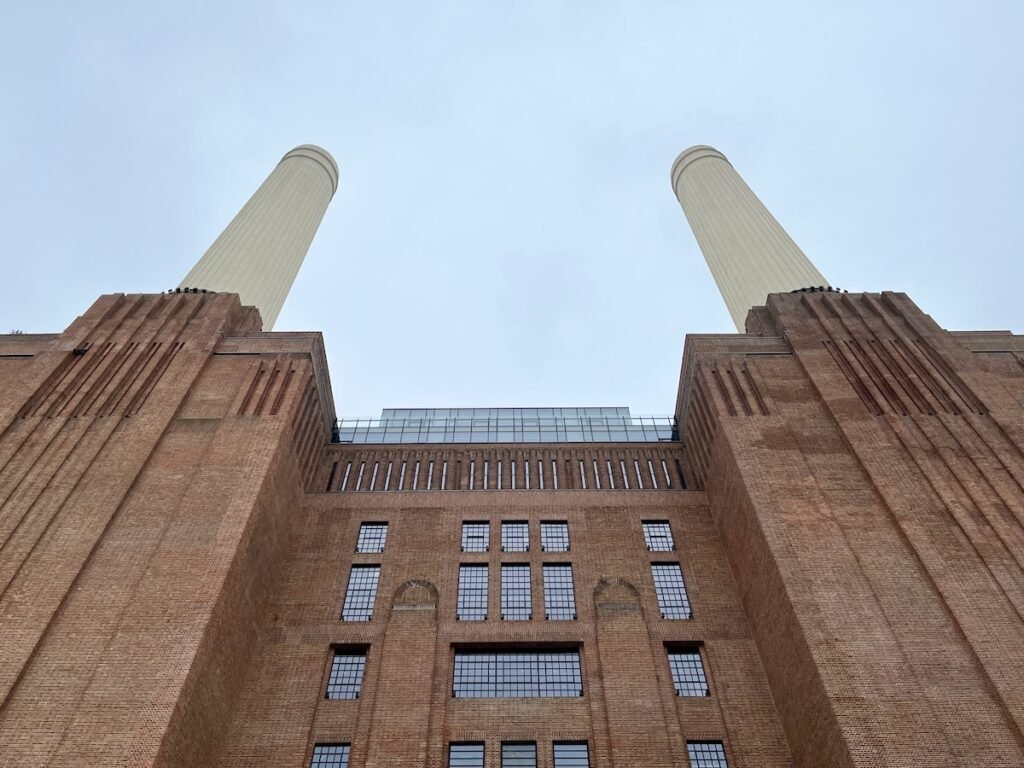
333 407 677 444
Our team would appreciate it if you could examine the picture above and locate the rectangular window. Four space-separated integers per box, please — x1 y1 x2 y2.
356 522 388 553
606 460 615 490
668 648 709 696
341 565 380 621
355 462 365 491
538 460 544 490
383 461 392 490
578 460 587 489
461 521 490 552
687 741 728 767
340 461 352 491
452 649 582 698
369 461 379 490
502 742 537 767
501 564 532 620
543 564 576 620
326 649 367 699
484 460 489 490
448 743 484 768
310 744 350 767
642 521 675 551
553 742 590 767
592 460 601 490
457 564 488 621
540 521 569 552
501 521 529 552
652 563 692 619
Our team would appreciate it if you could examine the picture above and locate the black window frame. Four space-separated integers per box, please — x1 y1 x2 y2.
651 562 692 619
667 645 710 697
340 564 380 621
356 521 389 553
457 563 489 621
461 521 490 552
501 563 532 621
501 520 530 552
452 647 583 698
325 647 368 699
552 741 590 767
642 520 675 551
448 742 485 768
310 743 351 767
542 563 577 621
540 521 570 552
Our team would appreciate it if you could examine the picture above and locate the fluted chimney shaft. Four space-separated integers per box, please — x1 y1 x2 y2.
179 144 338 330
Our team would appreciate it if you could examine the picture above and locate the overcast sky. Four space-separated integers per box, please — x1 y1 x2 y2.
2 2 1022 416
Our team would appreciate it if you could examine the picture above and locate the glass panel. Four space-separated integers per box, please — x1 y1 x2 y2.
341 565 380 621
553 742 590 768
501 521 529 552
501 564 532 620
686 742 729 767
448 743 485 768
452 650 582 698
310 744 350 767
668 649 710 696
543 564 576 620
642 521 674 552
652 563 692 619
356 522 388 553
540 522 569 552
326 651 366 699
461 522 490 552
457 565 488 621
502 742 537 768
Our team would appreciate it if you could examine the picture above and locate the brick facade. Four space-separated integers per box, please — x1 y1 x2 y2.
0 290 1022 767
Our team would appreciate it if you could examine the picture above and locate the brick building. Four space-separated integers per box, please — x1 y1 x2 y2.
1 145 1022 767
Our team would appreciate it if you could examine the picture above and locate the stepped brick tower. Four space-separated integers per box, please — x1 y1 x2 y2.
0 143 1022 768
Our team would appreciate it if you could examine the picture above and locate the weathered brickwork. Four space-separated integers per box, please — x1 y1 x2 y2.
1 289 1022 767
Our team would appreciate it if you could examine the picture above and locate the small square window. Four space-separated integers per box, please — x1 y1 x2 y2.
687 741 728 767
540 521 569 552
642 521 675 551
310 744 350 767
501 521 529 552
462 522 490 552
356 522 388 553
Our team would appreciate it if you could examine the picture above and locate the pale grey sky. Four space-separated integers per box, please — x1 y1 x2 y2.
2 2 1022 416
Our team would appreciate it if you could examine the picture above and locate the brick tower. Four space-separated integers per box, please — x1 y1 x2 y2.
0 144 1022 768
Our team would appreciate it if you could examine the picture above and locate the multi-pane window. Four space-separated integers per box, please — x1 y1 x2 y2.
502 742 537 767
326 649 367 699
501 564 532 620
452 649 583 698
687 741 729 767
457 564 489 621
341 565 380 621
668 648 709 696
462 522 490 552
310 744 350 767
543 564 576 620
553 742 590 767
652 563 692 619
356 522 388 553
540 521 569 552
448 743 484 768
642 520 674 551
501 521 529 552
